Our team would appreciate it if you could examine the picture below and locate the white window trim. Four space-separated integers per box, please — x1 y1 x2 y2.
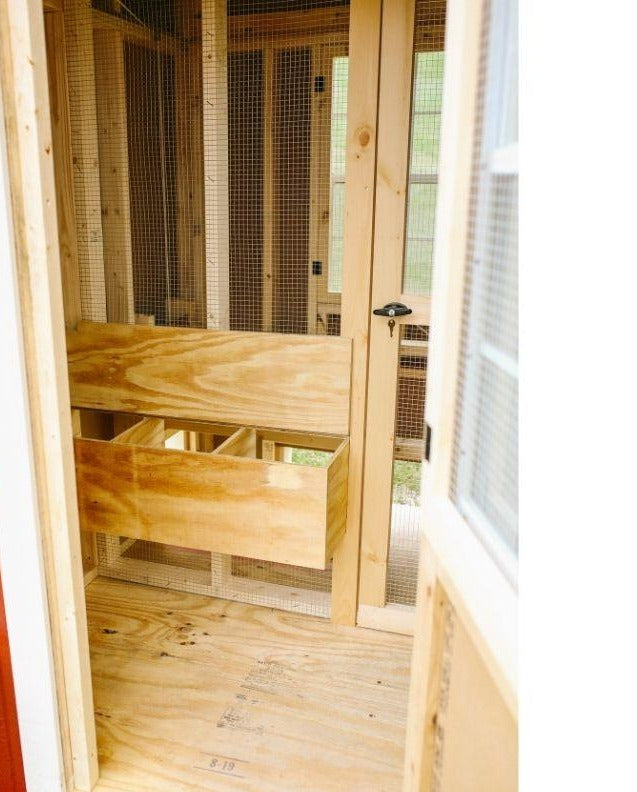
454 0 519 579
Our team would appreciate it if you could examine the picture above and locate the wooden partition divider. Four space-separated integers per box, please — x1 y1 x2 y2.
67 321 352 434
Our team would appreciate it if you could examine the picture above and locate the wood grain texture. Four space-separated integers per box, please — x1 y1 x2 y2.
202 0 230 330
64 0 107 323
44 9 81 331
67 322 352 434
91 8 177 54
359 0 416 609
326 439 349 559
175 0 205 327
436 617 517 792
93 31 135 324
74 435 349 569
228 6 349 43
0 0 98 784
87 577 411 792
213 427 257 458
112 417 165 447
330 0 382 625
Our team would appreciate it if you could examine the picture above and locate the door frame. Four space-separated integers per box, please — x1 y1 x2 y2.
357 0 444 630
0 0 98 788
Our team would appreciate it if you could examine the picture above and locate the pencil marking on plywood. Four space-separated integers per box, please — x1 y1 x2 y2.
240 659 303 699
193 753 249 779
217 700 264 735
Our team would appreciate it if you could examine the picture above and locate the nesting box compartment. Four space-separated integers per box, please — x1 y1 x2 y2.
74 418 348 569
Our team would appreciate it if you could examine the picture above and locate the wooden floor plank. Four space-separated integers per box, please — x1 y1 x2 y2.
87 578 411 792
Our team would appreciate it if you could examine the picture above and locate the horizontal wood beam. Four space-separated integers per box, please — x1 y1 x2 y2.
91 9 177 54
67 322 352 435
228 7 349 43
43 0 63 12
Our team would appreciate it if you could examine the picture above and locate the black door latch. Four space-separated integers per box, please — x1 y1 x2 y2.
373 303 412 337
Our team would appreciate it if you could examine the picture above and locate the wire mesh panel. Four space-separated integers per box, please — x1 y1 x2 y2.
386 324 429 606
452 0 518 575
404 47 444 295
63 0 351 618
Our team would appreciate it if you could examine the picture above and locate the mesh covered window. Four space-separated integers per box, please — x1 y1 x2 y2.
452 0 518 572
403 49 444 295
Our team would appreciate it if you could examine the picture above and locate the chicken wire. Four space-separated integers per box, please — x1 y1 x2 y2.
64 0 351 618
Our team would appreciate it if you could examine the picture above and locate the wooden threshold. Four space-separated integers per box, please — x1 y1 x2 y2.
87 577 412 792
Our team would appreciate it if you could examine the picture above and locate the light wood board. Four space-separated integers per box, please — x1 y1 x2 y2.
87 577 411 792
74 436 348 570
67 322 352 435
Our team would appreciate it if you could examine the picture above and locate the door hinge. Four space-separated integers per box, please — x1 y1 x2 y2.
424 423 432 462
314 75 325 93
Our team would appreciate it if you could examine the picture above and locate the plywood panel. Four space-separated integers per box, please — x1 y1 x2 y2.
74 437 342 569
87 577 411 792
436 616 518 792
67 322 352 434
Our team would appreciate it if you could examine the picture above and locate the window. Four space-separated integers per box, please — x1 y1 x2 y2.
327 51 444 295
327 56 348 294
404 50 444 295
453 0 518 576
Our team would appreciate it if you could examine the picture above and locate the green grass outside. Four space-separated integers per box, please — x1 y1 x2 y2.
291 450 422 506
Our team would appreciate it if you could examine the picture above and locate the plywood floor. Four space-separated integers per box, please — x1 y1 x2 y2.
86 578 412 792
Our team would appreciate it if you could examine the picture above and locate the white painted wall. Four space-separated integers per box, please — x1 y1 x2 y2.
0 81 66 792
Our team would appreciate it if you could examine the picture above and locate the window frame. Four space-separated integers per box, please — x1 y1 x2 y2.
453 0 519 585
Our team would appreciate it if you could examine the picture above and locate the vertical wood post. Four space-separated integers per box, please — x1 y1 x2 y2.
202 0 230 330
93 28 135 323
64 0 107 323
0 0 98 786
330 0 383 625
358 0 417 608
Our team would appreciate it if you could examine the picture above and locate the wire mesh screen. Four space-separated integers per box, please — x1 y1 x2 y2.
64 0 351 617
451 0 519 570
386 325 429 606
385 0 445 607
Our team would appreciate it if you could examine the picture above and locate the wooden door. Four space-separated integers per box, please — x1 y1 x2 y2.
357 0 446 629
403 0 519 787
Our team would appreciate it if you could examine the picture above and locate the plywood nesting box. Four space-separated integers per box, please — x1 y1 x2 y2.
74 418 349 568
67 321 352 569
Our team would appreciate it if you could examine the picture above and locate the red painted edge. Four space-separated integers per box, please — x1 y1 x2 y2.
0 569 27 792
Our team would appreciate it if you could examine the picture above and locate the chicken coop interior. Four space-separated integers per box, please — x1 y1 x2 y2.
0 0 517 787
54 0 439 620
